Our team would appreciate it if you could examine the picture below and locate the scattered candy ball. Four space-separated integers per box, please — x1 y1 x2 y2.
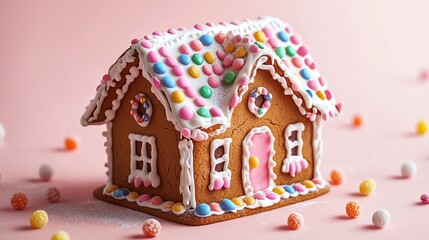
372 209 390 228
287 212 304 230
359 178 376 196
330 169 344 185
345 201 362 218
420 68 429 81
45 187 61 203
64 135 80 151
420 194 429 204
39 164 53 181
51 230 70 240
416 120 428 135
142 219 161 237
30 210 49 229
401 160 417 178
11 192 28 210
352 114 363 127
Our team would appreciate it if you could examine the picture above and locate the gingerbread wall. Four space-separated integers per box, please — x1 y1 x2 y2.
193 69 314 204
110 62 183 203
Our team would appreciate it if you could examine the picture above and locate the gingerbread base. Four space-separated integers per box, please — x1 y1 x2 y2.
93 185 330 226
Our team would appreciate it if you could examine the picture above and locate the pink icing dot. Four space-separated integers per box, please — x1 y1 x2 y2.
216 50 226 60
185 87 197 98
165 57 178 67
293 183 306 192
263 27 274 38
232 58 244 70
134 178 142 188
309 113 317 121
223 55 234 67
181 128 191 137
144 35 152 40
194 23 204 31
131 38 138 44
152 31 163 36
307 80 319 91
282 59 290 68
297 45 309 57
336 102 343 113
190 40 203 51
215 33 227 44
179 107 194 120
219 21 227 26
323 114 328 121
208 76 220 88
285 25 294 34
150 196 163 205
253 192 266 200
173 66 184 76
152 77 161 90
210 202 222 212
304 58 313 67
210 107 222 117
242 37 250 44
231 20 240 25
140 40 152 48
240 76 249 85
233 35 242 43
318 76 326 86
143 179 151 187
325 90 333 100
214 179 224 190
301 159 309 169
206 22 215 27
128 177 135 184
291 83 299 91
176 77 188 89
329 110 335 117
295 161 302 173
249 44 259 53
102 74 111 82
230 95 239 109
159 47 169 57
147 51 159 63
223 176 230 189
194 98 206 107
263 101 271 108
138 194 151 202
292 57 302 68
290 35 301 45
179 44 191 54
267 38 279 49
196 134 204 141
212 63 224 75
265 191 278 200
167 28 177 34
312 178 323 185
202 65 213 76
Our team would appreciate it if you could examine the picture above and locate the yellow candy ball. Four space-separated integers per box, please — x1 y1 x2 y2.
231 197 244 207
51 231 70 240
254 30 267 43
188 66 201 78
416 120 428 135
224 43 236 53
171 90 185 103
249 156 259 169
30 210 49 229
235 46 247 58
243 196 256 205
302 180 316 189
203 51 216 64
359 178 376 196
273 186 286 195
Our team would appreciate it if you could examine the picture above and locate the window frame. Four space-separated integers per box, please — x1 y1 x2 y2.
208 138 232 190
281 122 307 176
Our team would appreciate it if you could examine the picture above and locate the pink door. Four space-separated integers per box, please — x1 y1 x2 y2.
248 131 273 192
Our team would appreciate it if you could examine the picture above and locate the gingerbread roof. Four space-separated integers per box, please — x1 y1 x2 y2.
82 17 341 141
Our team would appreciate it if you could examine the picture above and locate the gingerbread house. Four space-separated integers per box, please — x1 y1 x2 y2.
81 17 341 225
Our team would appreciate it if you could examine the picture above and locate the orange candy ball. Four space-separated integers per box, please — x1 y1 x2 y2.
64 136 79 151
331 169 344 185
346 201 362 218
11 192 28 210
142 219 161 237
287 212 304 230
353 115 363 127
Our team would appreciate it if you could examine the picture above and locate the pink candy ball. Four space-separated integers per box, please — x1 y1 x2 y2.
142 219 161 237
421 194 429 204
44 187 60 203
420 68 429 81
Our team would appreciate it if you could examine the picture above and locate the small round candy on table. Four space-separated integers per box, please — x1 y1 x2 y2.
30 210 49 229
401 160 417 178
51 231 70 240
287 212 304 230
372 209 390 228
11 192 28 210
346 201 362 218
142 219 161 237
39 164 53 181
45 187 61 203
359 178 376 196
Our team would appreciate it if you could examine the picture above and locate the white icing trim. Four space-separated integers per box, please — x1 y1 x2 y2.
130 93 153 127
102 122 113 184
242 126 277 196
179 139 196 208
281 122 309 177
247 87 272 118
312 116 323 180
128 134 160 188
208 138 232 190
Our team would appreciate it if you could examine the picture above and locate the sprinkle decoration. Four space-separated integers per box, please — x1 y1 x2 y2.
130 94 152 127
359 178 376 196
346 201 362 218
11 192 28 210
30 210 49 229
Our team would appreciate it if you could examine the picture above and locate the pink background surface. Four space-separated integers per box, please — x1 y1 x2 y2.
1 0 429 239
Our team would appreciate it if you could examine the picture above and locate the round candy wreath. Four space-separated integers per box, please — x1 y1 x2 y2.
130 93 153 127
248 87 272 118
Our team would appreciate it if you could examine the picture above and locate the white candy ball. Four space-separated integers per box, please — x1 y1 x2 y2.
401 160 417 178
372 209 390 228
39 164 53 181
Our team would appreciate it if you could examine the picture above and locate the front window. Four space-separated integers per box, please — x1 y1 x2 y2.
281 122 309 177
208 138 232 190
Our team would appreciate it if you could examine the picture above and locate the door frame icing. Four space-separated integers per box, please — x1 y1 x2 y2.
242 126 277 196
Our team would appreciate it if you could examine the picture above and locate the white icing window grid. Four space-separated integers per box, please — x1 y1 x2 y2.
128 133 160 188
208 138 232 191
281 122 305 173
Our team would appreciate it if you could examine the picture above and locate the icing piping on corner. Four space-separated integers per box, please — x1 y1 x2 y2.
178 139 196 208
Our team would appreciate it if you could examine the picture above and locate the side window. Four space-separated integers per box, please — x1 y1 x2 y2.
281 123 309 177
130 93 153 127
248 87 272 118
208 138 232 190
128 134 160 188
